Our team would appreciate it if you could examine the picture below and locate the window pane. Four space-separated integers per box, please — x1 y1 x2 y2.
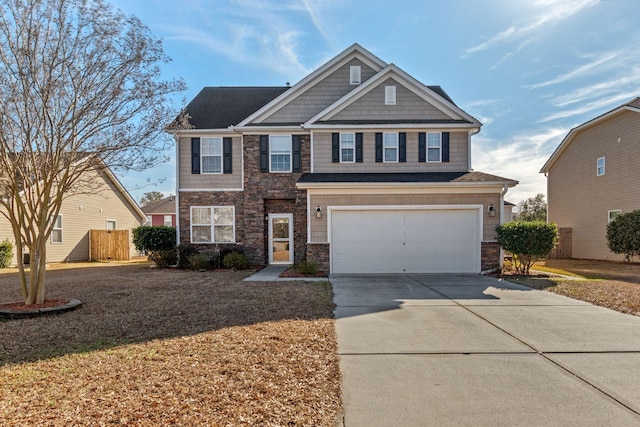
202 156 222 173
214 225 234 243
271 154 290 171
384 133 398 147
192 207 211 225
54 215 62 228
202 138 222 155
272 218 289 239
270 136 291 171
214 207 234 225
164 215 172 226
192 226 211 243
106 220 116 231
428 147 440 162
341 148 354 162
341 133 354 146
427 133 440 147
51 229 62 243
385 148 397 162
270 136 291 152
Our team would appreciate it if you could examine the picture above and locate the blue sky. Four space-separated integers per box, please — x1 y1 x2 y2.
111 0 640 205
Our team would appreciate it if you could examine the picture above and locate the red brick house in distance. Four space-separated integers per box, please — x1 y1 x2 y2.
141 196 177 227
170 44 517 274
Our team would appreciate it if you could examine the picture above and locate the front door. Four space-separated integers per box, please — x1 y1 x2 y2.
268 214 293 264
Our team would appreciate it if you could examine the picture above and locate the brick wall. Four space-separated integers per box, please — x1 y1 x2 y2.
481 241 501 271
306 243 330 273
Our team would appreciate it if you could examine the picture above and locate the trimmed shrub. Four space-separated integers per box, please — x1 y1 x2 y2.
177 245 199 269
0 239 13 268
188 253 211 270
222 251 250 270
495 221 558 275
607 210 640 262
296 260 318 275
148 248 177 268
132 225 176 252
213 244 246 269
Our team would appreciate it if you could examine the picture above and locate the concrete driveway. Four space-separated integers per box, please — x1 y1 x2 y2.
331 274 640 426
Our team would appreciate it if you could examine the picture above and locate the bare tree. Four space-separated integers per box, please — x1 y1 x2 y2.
140 191 165 207
0 0 185 304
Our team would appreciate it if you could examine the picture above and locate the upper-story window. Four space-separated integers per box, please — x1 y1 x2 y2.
597 156 605 176
350 66 361 85
270 135 292 172
427 133 441 162
385 86 396 105
201 137 223 174
340 133 355 163
383 133 398 162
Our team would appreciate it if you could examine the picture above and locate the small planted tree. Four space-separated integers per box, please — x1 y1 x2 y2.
496 221 558 275
607 210 640 262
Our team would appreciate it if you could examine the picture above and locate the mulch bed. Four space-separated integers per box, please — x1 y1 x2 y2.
0 298 68 311
280 267 328 278
0 262 342 426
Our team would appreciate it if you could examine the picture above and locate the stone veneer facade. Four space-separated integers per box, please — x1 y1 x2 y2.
179 134 311 266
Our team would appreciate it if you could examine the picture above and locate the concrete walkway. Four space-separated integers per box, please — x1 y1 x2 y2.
331 274 640 426
243 264 328 282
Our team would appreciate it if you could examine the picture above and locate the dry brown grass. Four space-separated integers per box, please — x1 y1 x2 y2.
0 262 341 426
502 259 640 316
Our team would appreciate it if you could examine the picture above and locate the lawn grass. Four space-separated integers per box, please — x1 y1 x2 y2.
0 262 342 426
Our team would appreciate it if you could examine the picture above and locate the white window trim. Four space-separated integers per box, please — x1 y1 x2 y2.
385 85 396 105
51 214 63 244
190 206 236 244
350 65 361 85
427 132 442 163
597 156 605 176
201 137 223 175
340 132 355 163
106 219 117 231
608 209 622 223
269 135 292 173
383 132 399 163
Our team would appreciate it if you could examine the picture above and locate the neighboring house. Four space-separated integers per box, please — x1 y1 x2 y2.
541 97 640 261
171 44 518 274
0 162 146 264
504 201 515 222
141 196 177 227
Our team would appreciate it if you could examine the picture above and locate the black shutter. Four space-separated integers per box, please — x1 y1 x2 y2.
418 132 426 162
223 137 232 174
355 133 363 163
292 135 302 172
375 132 383 162
191 137 200 174
332 133 340 163
399 132 406 163
259 135 269 172
442 132 450 163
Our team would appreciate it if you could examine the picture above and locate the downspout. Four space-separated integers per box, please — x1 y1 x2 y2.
499 184 509 269
469 127 481 171
174 136 180 247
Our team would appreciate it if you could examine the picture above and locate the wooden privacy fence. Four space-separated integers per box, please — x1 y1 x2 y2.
549 227 572 259
89 229 130 261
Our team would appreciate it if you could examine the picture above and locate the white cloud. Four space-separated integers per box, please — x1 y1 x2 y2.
539 92 638 123
464 0 599 55
527 51 621 89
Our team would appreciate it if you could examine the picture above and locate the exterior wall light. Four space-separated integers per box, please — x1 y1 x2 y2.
488 203 496 217
315 206 322 219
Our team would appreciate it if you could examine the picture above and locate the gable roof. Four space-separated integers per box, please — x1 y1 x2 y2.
540 97 640 173
236 43 387 127
141 196 176 215
305 64 480 128
184 87 289 129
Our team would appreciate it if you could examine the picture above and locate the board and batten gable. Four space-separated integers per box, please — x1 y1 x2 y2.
547 109 640 261
178 135 243 190
312 131 468 173
259 59 377 124
0 165 145 264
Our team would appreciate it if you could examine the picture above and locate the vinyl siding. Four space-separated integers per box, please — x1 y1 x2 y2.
178 136 243 190
329 78 451 121
0 166 144 264
309 193 500 242
313 131 468 172
260 59 377 124
548 110 640 260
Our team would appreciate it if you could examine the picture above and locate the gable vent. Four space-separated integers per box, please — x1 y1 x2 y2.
350 65 361 85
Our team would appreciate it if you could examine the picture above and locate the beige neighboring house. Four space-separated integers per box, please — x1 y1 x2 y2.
541 97 640 261
172 43 518 274
0 163 146 265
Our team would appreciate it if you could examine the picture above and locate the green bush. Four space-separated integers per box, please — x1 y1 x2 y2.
495 221 558 275
177 245 199 269
148 248 177 268
222 251 250 270
188 253 211 270
607 210 640 262
0 239 13 268
296 260 318 275
132 225 176 252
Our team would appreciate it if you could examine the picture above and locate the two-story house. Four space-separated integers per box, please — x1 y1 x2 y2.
541 97 640 261
171 44 517 274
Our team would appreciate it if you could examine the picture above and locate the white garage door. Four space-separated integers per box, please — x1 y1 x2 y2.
331 208 480 274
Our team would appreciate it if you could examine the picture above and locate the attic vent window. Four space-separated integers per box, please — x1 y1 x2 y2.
350 65 361 85
385 85 396 105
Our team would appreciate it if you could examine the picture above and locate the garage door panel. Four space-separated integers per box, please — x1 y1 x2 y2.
331 209 479 274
